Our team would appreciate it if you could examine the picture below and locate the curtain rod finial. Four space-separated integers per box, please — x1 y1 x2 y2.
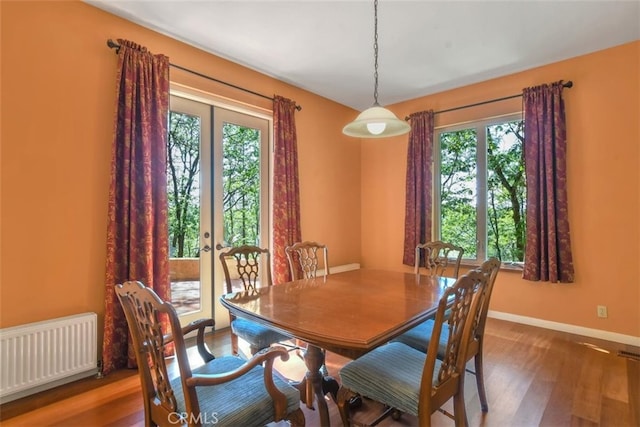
107 39 120 53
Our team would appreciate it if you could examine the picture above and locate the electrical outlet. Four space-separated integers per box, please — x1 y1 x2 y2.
597 305 608 318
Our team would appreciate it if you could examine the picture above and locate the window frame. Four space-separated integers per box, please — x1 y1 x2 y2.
434 113 524 266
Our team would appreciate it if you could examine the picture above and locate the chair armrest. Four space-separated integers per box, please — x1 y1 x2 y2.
185 345 289 386
182 318 216 335
165 318 216 362
185 346 291 420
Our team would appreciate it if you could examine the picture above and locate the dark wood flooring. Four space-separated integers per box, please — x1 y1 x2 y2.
1 318 638 426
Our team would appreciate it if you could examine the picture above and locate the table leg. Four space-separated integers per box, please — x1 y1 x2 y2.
292 344 338 426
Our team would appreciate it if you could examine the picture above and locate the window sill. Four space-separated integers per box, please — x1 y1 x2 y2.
461 261 523 272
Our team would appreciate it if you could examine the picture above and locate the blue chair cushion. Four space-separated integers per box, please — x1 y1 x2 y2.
339 342 443 416
232 318 291 350
391 319 447 356
171 355 300 426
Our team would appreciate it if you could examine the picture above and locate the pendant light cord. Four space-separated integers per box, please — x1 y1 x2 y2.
373 0 380 106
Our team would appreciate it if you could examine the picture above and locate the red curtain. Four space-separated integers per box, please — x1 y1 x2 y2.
403 110 435 266
522 81 574 283
272 95 301 284
102 40 171 374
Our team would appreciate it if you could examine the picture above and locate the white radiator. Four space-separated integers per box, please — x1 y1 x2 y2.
0 312 98 403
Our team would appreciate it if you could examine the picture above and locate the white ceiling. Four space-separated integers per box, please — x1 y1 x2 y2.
87 0 639 111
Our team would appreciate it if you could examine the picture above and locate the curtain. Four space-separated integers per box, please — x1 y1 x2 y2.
102 39 171 374
403 110 435 266
522 81 574 283
272 95 301 284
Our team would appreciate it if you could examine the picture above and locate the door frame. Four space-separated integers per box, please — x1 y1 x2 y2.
170 85 273 330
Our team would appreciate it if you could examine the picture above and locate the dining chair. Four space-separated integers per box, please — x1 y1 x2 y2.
416 241 465 324
219 245 292 356
285 241 329 280
392 257 501 412
337 269 488 426
115 280 305 427
285 241 331 376
415 241 465 278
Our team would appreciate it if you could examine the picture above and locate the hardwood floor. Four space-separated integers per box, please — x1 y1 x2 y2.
1 318 638 426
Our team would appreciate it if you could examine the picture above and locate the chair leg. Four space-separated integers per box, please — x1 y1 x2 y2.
286 408 306 427
474 352 489 412
452 389 468 427
320 349 329 376
230 332 239 356
336 386 356 426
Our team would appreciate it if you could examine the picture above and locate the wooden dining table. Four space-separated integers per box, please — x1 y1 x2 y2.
219 268 455 426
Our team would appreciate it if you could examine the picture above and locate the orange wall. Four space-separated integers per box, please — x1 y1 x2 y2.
0 1 361 340
1 1 638 344
361 42 640 338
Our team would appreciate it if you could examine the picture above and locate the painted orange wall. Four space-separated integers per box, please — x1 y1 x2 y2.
361 41 640 338
1 1 637 344
0 1 361 342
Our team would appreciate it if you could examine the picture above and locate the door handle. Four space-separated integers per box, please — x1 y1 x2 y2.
200 245 211 253
215 243 229 251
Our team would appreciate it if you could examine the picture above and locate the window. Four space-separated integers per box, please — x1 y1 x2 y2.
435 114 525 264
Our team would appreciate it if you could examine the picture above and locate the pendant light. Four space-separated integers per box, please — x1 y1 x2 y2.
343 0 410 138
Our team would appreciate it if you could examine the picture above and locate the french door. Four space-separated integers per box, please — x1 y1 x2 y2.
168 95 270 329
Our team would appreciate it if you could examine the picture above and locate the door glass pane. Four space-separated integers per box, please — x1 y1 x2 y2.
168 110 202 315
213 108 269 329
486 120 525 262
440 128 477 258
222 123 262 247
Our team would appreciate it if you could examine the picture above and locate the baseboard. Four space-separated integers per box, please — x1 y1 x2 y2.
488 310 640 347
320 263 360 275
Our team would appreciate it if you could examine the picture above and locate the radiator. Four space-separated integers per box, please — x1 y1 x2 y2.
0 312 98 403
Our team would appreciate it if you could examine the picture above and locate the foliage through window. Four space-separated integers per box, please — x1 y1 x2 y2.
167 113 263 258
437 115 525 264
167 111 201 258
222 123 261 247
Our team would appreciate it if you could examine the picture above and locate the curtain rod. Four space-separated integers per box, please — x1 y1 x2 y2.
405 80 573 120
106 39 302 111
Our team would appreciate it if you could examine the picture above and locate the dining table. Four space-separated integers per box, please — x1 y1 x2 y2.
219 268 455 426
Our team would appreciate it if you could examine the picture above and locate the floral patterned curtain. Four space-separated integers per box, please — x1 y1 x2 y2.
102 39 171 374
522 81 574 283
403 110 435 266
272 95 301 284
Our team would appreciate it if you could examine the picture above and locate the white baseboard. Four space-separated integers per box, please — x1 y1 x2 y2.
331 263 361 274
320 263 360 276
488 310 640 347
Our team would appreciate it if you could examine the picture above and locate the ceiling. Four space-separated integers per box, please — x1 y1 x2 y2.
86 0 639 111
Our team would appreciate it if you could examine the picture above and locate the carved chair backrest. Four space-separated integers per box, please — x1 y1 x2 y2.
415 241 464 278
418 270 488 415
470 257 501 345
219 245 273 294
115 281 197 426
285 241 329 280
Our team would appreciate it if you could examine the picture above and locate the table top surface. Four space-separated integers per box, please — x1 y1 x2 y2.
220 269 455 357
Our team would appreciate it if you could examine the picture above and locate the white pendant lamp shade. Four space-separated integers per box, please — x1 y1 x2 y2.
342 105 410 138
342 0 410 139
